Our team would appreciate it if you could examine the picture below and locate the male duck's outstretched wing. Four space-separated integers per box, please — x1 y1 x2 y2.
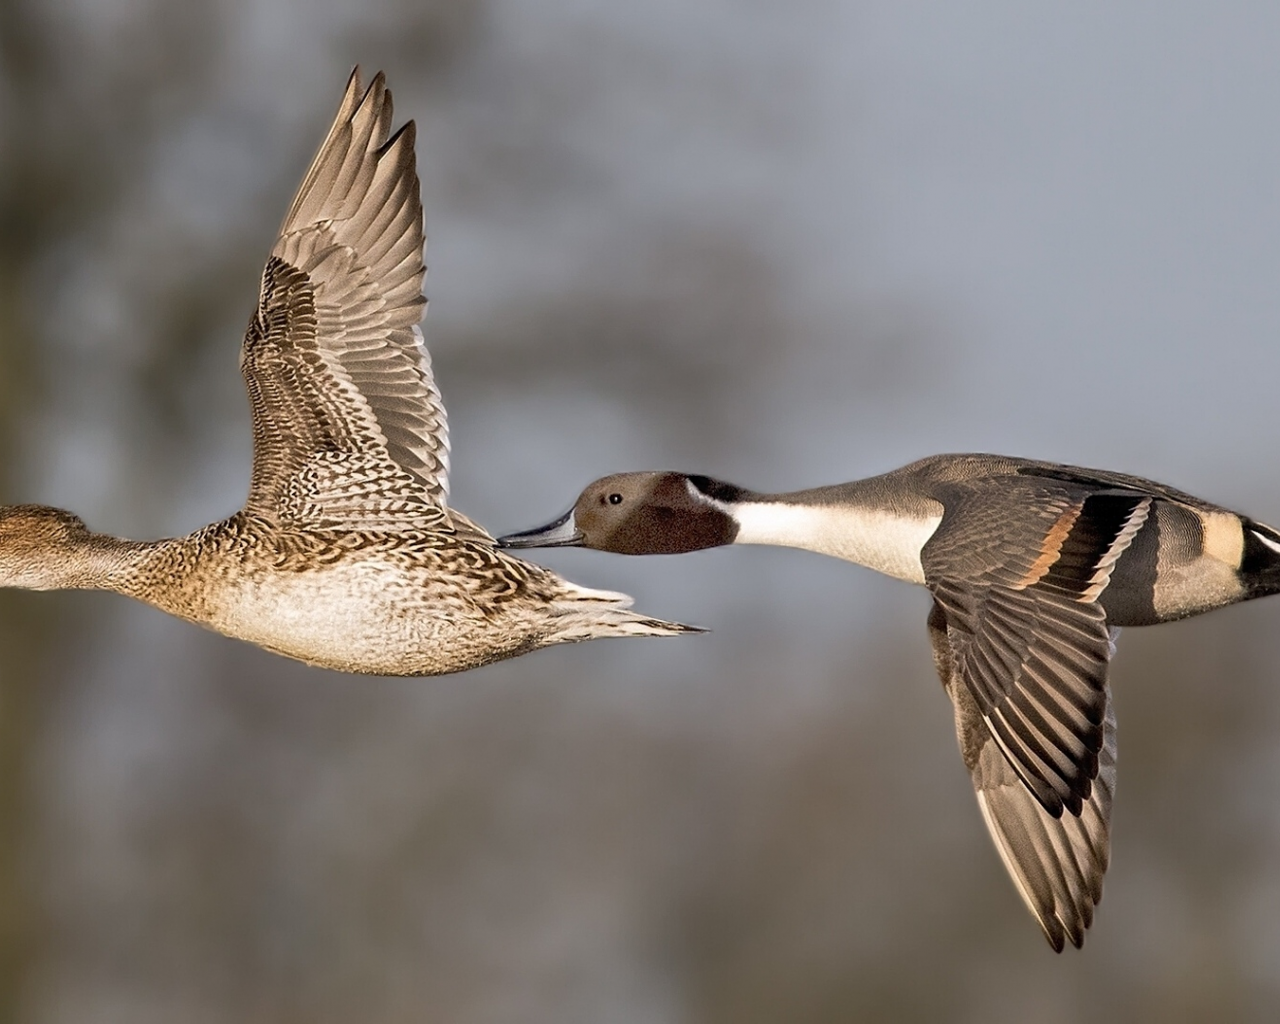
921 479 1150 949
929 602 1116 951
921 482 1148 818
241 69 450 530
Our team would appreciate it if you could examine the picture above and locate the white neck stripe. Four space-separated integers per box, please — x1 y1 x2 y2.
727 501 941 585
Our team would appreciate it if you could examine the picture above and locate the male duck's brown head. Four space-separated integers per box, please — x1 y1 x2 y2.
499 472 750 555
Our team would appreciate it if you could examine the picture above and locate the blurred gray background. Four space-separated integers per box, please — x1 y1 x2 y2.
2 1 1280 1021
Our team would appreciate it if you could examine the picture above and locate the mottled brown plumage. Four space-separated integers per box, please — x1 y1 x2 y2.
0 70 697 675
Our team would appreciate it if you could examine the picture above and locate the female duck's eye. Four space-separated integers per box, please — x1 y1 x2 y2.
608 493 624 505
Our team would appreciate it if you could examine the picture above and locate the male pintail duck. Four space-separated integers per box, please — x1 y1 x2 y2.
498 453 1280 949
0 69 699 675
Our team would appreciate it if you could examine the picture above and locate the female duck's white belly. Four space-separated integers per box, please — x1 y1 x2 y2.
195 559 504 675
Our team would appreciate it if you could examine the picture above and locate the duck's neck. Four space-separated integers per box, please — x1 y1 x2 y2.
17 534 171 594
723 483 944 585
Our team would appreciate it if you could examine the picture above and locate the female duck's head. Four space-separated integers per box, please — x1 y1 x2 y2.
0 505 94 589
499 472 749 555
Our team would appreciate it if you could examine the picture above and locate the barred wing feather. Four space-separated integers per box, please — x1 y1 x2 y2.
241 69 450 530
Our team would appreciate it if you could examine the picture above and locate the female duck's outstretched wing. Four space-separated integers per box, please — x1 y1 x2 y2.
241 69 450 530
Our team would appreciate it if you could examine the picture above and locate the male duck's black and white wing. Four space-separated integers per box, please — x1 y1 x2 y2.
921 478 1149 948
927 602 1116 951
241 69 450 531
921 481 1149 817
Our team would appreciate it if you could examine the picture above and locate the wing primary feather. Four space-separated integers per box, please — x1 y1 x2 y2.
241 69 450 528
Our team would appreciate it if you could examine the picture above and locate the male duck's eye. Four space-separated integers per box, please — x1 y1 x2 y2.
608 493 624 505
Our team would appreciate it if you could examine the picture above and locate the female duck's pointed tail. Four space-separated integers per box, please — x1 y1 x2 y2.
552 581 706 641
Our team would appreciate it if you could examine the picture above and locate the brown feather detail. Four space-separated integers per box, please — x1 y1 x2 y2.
241 69 450 531
1012 503 1082 590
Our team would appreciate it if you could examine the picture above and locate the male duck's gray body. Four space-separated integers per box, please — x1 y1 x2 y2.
499 453 1280 949
0 69 697 675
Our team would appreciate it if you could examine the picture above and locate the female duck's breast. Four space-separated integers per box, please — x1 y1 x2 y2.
204 559 510 675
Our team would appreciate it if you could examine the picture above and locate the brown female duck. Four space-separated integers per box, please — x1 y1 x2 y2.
0 70 697 675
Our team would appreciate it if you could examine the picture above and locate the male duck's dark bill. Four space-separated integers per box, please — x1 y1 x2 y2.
498 510 584 549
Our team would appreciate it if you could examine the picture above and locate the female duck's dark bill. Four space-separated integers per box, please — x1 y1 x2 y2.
498 510 584 549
